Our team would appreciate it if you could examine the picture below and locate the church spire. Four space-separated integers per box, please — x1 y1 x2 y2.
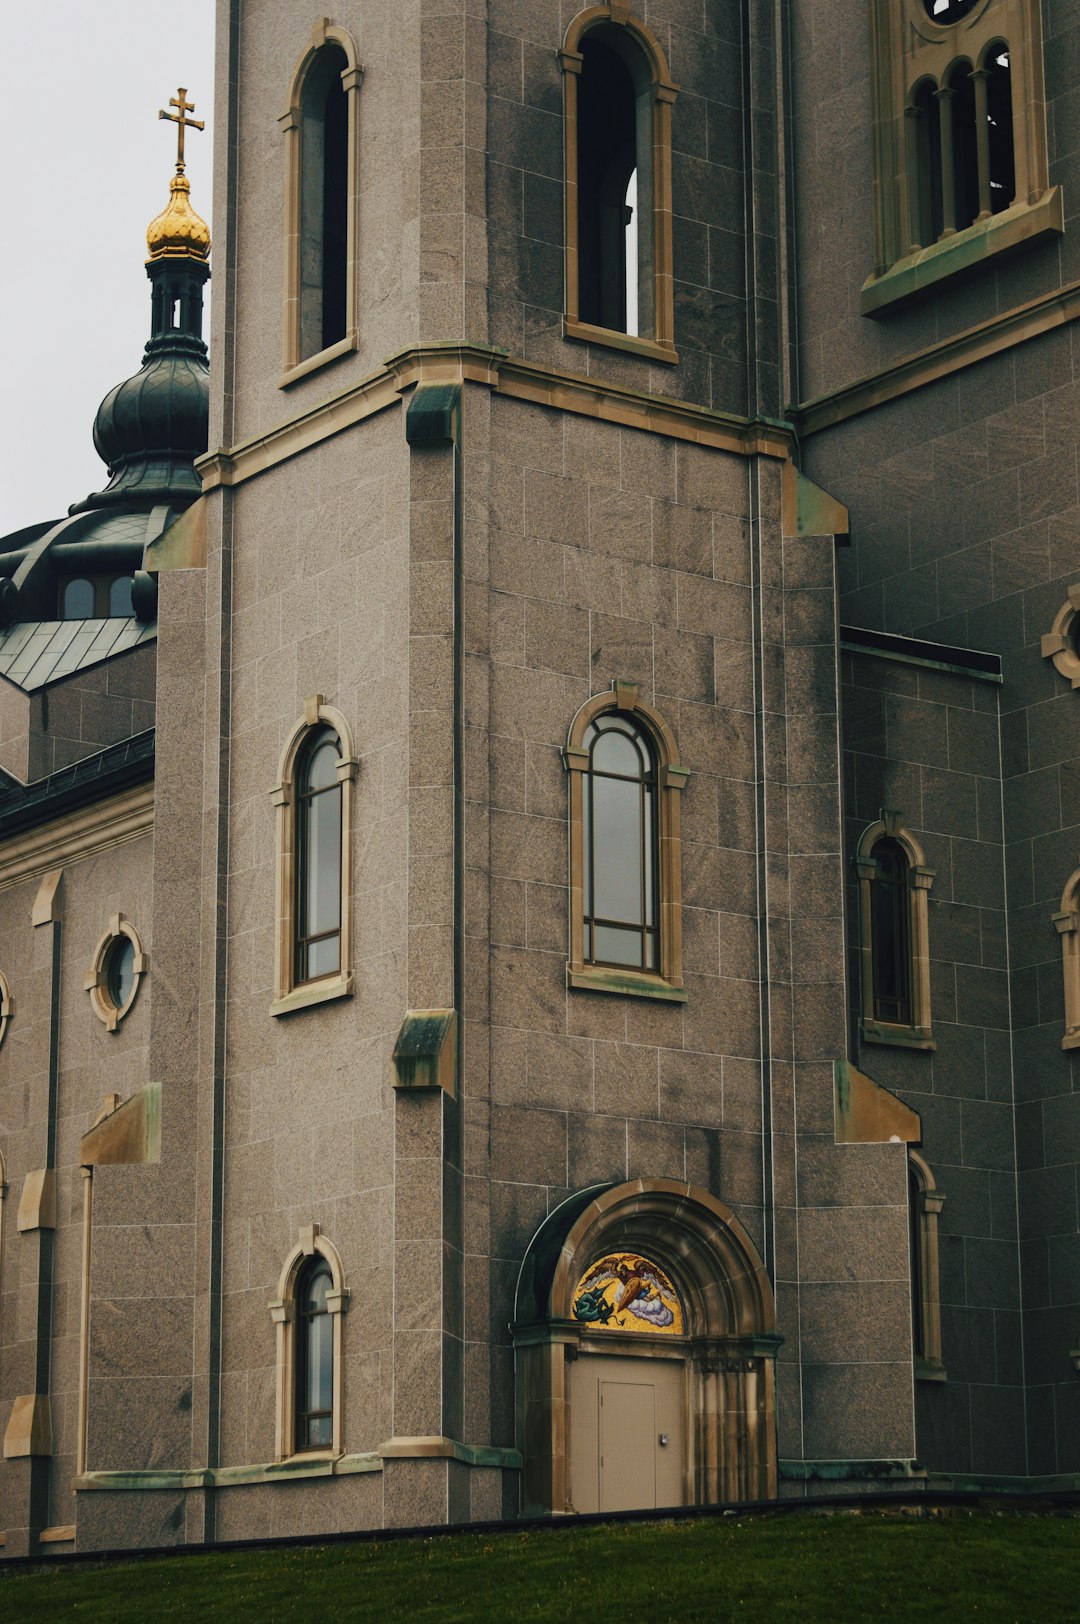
71 91 211 515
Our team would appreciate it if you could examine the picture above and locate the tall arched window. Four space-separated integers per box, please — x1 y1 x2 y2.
270 697 358 1015
856 812 935 1049
269 1227 349 1459
908 1150 946 1379
295 1255 334 1450
582 713 658 973
295 727 344 985
565 683 688 1001
561 6 678 362
280 21 362 383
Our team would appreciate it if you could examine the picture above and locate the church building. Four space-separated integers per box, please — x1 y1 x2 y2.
1 0 1078 1557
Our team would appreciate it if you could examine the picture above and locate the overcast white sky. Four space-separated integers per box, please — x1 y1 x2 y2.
1 3 216 536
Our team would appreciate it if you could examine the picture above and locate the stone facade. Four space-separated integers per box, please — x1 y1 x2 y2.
0 0 1077 1558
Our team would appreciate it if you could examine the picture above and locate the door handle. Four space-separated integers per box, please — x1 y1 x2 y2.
658 1433 669 1446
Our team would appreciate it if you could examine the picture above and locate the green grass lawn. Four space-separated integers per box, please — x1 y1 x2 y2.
2 1510 1077 1622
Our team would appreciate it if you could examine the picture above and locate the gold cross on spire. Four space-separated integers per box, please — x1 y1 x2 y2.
158 88 205 172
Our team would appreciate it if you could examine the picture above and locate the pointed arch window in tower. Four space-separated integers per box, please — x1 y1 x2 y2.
295 1255 335 1450
295 727 344 986
856 813 935 1049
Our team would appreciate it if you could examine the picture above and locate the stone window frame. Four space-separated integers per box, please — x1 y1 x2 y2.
1052 862 1080 1050
560 3 679 365
268 1225 350 1462
564 680 688 1002
270 695 358 1017
1040 586 1080 690
279 18 363 388
909 1149 947 1380
856 812 935 1050
83 915 147 1033
0 969 12 1050
863 0 1060 315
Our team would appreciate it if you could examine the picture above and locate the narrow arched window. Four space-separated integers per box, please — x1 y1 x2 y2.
562 11 677 360
984 42 1015 215
271 699 357 1016
299 45 348 358
869 838 912 1027
908 1151 946 1378
295 727 343 985
295 1256 334 1451
583 714 658 972
856 814 934 1050
946 62 979 234
565 684 687 1001
109 576 135 617
280 23 361 382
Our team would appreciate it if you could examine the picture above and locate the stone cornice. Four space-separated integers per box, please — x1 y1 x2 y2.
196 344 796 493
0 783 154 894
794 275 1080 438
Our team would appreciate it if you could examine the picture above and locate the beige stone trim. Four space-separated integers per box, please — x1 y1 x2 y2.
514 1178 778 1515
270 697 357 1014
564 682 686 999
1053 864 1080 1049
909 1149 946 1378
2 1394 52 1459
856 812 935 1051
84 914 147 1033
799 275 1080 439
16 1168 55 1233
0 1148 6 1375
31 868 64 928
269 1225 350 1461
1041 586 1080 690
38 1527 75 1544
867 0 1051 290
561 7 678 353
0 785 153 897
198 346 793 496
280 18 363 376
833 1060 922 1146
0 969 11 1052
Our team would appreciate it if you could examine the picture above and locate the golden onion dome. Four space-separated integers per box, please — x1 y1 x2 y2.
146 170 211 263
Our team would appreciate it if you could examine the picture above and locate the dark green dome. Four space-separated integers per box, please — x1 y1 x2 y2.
86 334 209 510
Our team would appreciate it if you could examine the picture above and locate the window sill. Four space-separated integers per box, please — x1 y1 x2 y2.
915 1359 947 1385
278 329 359 389
861 1018 935 1052
1061 1028 1080 1051
270 973 353 1018
563 317 679 366
568 964 688 1002
860 187 1064 317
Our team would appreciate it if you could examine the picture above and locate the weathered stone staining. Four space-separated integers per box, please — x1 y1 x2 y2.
0 0 1078 1559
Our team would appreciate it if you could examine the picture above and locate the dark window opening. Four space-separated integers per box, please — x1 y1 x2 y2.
986 45 1015 214
870 837 913 1026
295 727 343 985
106 935 136 1012
913 81 944 247
294 1257 334 1451
582 713 658 973
577 31 640 335
948 63 979 233
61 578 95 620
299 44 349 360
908 1162 924 1356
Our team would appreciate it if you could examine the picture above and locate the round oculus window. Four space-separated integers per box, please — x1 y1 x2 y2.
106 935 136 1011
923 0 979 21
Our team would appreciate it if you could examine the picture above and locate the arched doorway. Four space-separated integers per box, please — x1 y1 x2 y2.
513 1179 780 1516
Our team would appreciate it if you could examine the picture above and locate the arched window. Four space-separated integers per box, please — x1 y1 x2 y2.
908 1150 946 1379
108 575 135 617
269 1227 349 1459
295 1255 334 1450
561 7 677 362
864 0 1054 314
1052 864 1080 1051
855 812 934 1049
280 21 362 382
565 682 687 1001
270 697 358 1015
61 578 95 619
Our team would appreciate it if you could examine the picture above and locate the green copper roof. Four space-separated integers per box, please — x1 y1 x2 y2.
0 617 155 692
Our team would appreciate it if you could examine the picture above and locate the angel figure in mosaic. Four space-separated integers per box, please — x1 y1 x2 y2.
574 1255 677 1330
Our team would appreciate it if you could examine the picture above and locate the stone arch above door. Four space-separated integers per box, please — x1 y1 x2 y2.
513 1179 781 1515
